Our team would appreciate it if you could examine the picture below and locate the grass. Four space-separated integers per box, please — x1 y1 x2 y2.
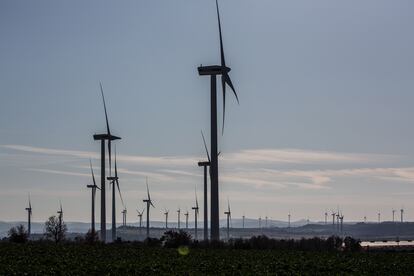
1 243 414 275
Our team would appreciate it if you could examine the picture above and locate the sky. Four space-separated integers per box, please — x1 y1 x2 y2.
0 0 414 223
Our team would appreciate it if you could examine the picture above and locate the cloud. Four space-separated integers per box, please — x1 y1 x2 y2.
25 168 90 178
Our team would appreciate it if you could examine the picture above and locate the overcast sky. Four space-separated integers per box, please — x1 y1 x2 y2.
1 0 414 223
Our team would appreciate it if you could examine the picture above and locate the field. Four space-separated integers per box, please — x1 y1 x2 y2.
1 243 414 275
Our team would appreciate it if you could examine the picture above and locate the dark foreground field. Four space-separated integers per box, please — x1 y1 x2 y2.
1 243 414 275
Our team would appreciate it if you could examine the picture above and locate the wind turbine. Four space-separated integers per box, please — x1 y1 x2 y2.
197 0 239 241
192 191 200 240
57 202 63 228
143 178 155 238
25 195 32 238
331 211 336 229
107 147 124 241
137 208 144 232
199 131 211 241
177 208 181 229
164 209 169 229
392 209 396 222
224 199 231 240
185 210 189 229
259 216 262 229
93 83 121 242
378 211 381 224
324 210 328 225
87 159 100 234
339 213 344 234
401 208 404 223
121 207 127 227
288 213 291 228
242 214 245 229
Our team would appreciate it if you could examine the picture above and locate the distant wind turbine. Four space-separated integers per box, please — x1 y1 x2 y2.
185 210 189 229
401 208 404 223
107 147 124 241
93 83 121 242
57 202 63 227
197 0 239 241
199 131 211 241
224 199 231 240
87 159 100 234
25 195 32 238
143 178 155 238
324 210 328 225
192 190 200 240
177 208 181 229
121 207 127 227
164 209 169 229
242 214 245 229
137 208 144 231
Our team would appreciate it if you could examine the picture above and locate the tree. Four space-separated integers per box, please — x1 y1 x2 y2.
44 215 67 243
8 224 28 243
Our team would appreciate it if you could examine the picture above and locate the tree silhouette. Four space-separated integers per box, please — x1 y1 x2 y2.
44 215 67 243
8 224 28 243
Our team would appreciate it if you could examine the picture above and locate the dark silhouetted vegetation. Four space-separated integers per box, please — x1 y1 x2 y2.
44 215 67 243
161 230 192 248
7 225 28 243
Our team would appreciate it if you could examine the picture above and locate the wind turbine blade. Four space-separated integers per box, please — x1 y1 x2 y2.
146 178 150 202
216 0 226 68
201 130 211 162
100 82 111 136
221 76 226 134
28 194 31 209
89 159 97 187
114 145 118 178
116 179 124 207
108 140 112 177
224 73 239 104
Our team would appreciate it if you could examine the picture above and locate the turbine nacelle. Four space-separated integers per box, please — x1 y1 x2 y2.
198 65 231 76
93 134 121 141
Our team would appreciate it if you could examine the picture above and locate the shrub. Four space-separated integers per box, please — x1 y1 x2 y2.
8 225 28 243
343 236 361 252
161 230 192 248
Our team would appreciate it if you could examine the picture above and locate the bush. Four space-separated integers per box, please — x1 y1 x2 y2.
161 230 192 248
8 225 28 243
343 236 361 252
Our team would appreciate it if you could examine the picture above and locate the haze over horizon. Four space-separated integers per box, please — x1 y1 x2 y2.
1 0 414 223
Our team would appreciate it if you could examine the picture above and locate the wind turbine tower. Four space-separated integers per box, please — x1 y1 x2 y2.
197 0 239 241
401 208 404 223
324 211 328 225
242 214 245 229
143 178 155 238
93 83 121 242
378 212 381 223
25 195 32 238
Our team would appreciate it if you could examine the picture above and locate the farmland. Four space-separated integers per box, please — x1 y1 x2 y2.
1 243 414 275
